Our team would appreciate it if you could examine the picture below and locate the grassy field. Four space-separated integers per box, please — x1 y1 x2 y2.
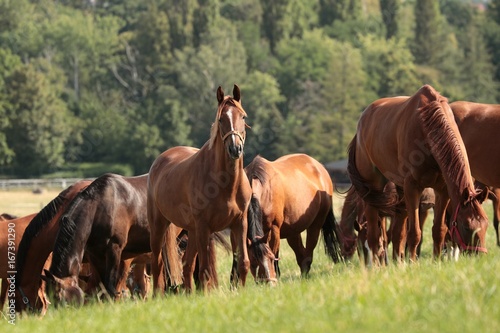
1 189 500 332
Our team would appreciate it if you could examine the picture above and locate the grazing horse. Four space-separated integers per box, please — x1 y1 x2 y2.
41 174 168 306
451 101 500 246
243 154 341 280
148 85 252 292
347 85 488 265
13 180 91 313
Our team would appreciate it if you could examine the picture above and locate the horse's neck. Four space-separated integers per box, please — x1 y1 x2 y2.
202 141 245 184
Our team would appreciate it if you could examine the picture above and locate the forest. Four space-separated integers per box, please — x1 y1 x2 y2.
0 0 498 178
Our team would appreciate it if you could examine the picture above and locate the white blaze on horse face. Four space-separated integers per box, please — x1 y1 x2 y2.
226 108 237 145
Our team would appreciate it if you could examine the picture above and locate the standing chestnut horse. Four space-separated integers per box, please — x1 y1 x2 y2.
243 154 341 280
148 85 252 292
347 85 488 265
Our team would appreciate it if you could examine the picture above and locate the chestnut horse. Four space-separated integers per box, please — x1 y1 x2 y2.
347 85 488 265
451 101 500 246
148 85 252 292
13 180 91 313
243 154 341 281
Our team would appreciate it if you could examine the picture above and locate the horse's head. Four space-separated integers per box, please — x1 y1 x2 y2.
214 84 248 160
41 269 84 307
450 188 489 255
248 233 278 285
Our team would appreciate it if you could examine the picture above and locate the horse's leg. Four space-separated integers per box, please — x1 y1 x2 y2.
115 258 133 299
229 232 239 286
431 189 449 258
417 204 430 257
364 204 382 266
491 188 500 247
230 220 250 288
286 233 307 276
391 209 408 262
268 224 281 277
403 178 421 262
104 242 125 298
301 216 326 275
182 231 198 292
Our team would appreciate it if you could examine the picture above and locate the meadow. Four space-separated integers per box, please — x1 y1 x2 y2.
1 189 500 333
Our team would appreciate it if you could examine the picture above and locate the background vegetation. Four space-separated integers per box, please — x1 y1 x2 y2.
0 0 498 177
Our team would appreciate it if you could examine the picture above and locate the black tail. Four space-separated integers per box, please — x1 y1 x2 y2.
322 208 344 264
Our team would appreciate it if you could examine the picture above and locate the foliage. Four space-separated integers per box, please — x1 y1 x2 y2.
0 0 498 177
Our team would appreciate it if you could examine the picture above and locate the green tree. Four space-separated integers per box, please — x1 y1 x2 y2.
380 0 399 39
0 48 22 165
240 71 285 161
360 35 420 97
412 0 442 65
4 60 76 176
260 0 290 54
193 0 220 48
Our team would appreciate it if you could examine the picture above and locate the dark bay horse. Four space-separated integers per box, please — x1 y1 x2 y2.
147 85 252 292
243 154 341 280
41 173 166 305
347 85 488 265
13 180 91 313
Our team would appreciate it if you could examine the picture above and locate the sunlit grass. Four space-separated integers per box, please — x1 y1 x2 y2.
1 191 500 332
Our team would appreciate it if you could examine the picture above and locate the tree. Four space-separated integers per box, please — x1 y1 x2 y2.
260 0 290 54
412 0 444 65
4 60 76 176
380 0 399 39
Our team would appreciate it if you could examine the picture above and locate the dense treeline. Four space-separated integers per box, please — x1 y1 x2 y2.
0 0 497 177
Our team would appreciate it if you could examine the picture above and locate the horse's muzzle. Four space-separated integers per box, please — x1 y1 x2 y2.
228 143 243 160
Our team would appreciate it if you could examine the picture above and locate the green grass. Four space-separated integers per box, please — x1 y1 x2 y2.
2 192 500 332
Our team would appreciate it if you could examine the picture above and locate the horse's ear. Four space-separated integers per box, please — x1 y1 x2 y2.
217 86 224 104
476 188 489 204
41 269 54 283
233 84 241 102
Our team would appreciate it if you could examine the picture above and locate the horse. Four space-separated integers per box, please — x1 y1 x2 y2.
1 214 37 312
487 187 500 246
13 180 91 314
243 154 342 281
40 173 168 306
147 85 252 292
451 101 500 246
347 85 488 265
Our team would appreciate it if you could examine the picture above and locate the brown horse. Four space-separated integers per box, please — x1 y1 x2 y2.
147 85 252 292
243 154 341 280
13 180 91 313
40 174 168 306
488 187 500 246
347 85 488 265
451 101 500 246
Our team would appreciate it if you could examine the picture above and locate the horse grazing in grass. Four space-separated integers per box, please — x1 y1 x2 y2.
242 154 341 281
451 101 500 246
41 174 166 306
13 181 91 313
148 85 252 292
347 85 488 265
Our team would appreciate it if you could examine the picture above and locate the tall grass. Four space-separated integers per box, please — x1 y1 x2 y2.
2 192 500 332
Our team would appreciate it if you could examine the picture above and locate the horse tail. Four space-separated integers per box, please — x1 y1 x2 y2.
347 135 398 215
322 207 344 264
163 224 183 290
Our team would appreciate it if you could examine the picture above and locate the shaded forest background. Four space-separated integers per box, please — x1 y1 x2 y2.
0 0 498 178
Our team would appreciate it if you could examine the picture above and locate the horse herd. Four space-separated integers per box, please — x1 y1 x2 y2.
1 84 499 317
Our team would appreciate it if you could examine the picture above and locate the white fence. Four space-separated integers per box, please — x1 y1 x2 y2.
0 178 87 190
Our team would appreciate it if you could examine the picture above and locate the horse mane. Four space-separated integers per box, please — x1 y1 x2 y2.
347 135 399 214
417 86 471 195
208 96 245 150
247 196 270 263
16 185 74 286
50 175 111 276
